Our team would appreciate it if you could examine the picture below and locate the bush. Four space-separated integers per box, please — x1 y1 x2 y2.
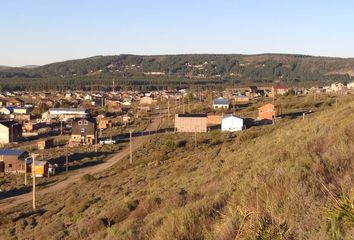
176 139 187 148
127 199 140 212
210 130 222 145
81 174 95 182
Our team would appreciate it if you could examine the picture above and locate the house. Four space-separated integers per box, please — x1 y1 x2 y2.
32 161 49 177
69 118 97 146
258 103 276 120
37 139 54 150
330 82 346 92
347 81 354 90
213 97 229 109
235 96 250 103
221 115 244 132
97 117 113 130
0 149 29 173
139 96 155 105
207 115 222 125
13 107 32 115
45 108 88 120
175 114 207 132
5 98 24 107
0 107 13 115
22 121 46 132
0 120 22 144
270 86 289 96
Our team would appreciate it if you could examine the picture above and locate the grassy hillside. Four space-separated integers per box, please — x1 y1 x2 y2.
0 96 353 239
0 54 354 90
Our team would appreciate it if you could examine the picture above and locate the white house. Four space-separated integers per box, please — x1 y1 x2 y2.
347 81 354 90
213 97 229 109
221 115 244 132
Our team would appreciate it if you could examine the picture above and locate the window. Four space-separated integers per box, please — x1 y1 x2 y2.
8 164 12 168
84 121 88 125
78 121 82 125
81 128 85 133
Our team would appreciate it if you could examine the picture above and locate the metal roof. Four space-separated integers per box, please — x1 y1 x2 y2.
177 114 207 118
213 97 229 105
0 149 26 156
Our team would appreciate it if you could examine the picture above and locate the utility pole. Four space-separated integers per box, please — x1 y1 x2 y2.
167 97 170 131
60 120 63 135
182 96 185 114
302 112 305 121
129 130 133 164
24 157 28 186
194 129 197 153
66 135 69 172
233 99 236 115
32 153 36 210
95 130 98 153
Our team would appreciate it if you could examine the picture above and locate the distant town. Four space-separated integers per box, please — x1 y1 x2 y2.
0 80 352 178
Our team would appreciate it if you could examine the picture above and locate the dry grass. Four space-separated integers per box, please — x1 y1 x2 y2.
0 94 353 239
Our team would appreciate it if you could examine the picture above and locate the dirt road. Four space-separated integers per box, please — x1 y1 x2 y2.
0 112 165 211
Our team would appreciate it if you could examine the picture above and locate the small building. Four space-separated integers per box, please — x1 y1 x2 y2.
37 139 54 150
13 107 32 115
5 98 24 107
347 81 354 90
258 103 276 120
0 107 13 115
175 114 207 133
330 82 346 92
235 96 250 103
139 96 155 105
69 118 97 146
23 121 46 132
32 161 49 177
213 97 229 109
98 117 113 130
0 149 29 173
270 86 289 96
207 115 222 125
221 115 244 132
0 120 22 144
45 108 88 120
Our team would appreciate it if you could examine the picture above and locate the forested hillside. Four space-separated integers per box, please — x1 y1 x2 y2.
1 54 354 90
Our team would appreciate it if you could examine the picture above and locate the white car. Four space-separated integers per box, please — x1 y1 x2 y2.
99 139 116 145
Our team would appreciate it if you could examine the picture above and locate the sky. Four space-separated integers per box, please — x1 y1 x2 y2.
1 0 354 66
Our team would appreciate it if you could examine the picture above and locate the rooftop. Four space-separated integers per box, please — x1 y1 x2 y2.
177 114 207 118
213 97 229 105
0 149 26 156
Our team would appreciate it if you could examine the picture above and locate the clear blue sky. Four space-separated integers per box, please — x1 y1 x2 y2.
2 0 354 66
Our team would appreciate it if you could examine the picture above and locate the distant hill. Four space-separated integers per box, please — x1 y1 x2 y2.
0 54 353 89
21 65 39 69
0 65 12 71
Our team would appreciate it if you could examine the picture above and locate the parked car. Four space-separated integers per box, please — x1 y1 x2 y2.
99 139 116 145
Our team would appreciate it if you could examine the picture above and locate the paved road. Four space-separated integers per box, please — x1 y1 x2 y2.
0 112 165 211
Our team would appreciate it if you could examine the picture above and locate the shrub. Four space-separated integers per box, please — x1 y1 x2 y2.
176 139 187 148
325 189 354 240
77 217 107 237
210 130 222 145
81 174 95 182
127 199 140 212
